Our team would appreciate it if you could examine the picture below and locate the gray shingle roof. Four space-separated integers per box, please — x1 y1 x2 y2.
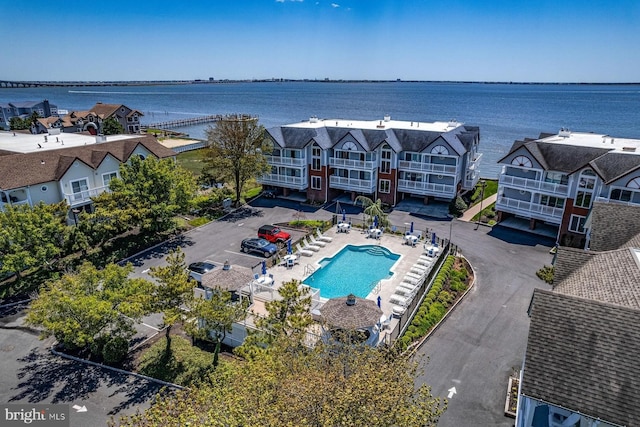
589 151 640 184
531 142 610 173
552 246 640 309
0 135 176 190
588 201 640 252
523 289 640 426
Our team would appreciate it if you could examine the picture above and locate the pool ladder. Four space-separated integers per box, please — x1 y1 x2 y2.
372 280 382 294
304 264 316 277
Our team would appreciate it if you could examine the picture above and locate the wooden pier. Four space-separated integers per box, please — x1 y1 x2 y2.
141 114 223 130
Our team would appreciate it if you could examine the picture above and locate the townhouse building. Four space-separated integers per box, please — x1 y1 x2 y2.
260 116 482 206
0 131 175 217
496 129 640 247
1 99 58 128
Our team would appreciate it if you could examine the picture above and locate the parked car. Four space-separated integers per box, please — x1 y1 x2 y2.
258 224 291 245
241 238 278 257
188 261 216 283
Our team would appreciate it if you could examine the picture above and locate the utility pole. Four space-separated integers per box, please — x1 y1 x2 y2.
475 180 487 231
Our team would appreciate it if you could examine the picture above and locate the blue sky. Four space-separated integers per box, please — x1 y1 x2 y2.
2 0 639 82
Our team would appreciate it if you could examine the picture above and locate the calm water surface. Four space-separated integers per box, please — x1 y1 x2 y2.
2 82 639 178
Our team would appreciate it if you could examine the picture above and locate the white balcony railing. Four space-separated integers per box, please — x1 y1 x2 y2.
266 155 306 167
329 158 376 170
499 174 568 196
329 176 376 193
467 152 483 170
496 196 564 224
64 185 109 206
258 174 308 190
398 161 457 175
397 180 456 197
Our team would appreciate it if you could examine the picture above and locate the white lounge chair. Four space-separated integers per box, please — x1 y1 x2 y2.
316 228 333 243
417 256 434 266
296 243 314 257
392 305 406 316
309 234 327 247
390 294 409 306
395 285 416 296
405 272 423 280
304 236 321 251
410 265 427 275
403 275 420 286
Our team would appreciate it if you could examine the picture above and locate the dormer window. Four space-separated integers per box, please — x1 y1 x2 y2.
511 155 532 168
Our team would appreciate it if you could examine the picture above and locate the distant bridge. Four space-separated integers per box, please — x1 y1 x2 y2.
0 80 195 88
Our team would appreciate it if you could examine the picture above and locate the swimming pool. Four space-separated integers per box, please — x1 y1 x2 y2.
303 245 400 299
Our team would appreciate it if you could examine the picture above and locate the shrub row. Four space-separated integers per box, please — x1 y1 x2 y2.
398 256 469 351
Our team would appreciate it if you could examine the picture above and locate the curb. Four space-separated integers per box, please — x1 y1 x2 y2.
50 345 186 390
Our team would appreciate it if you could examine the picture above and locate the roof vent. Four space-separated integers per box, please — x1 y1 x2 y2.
383 115 391 122
622 146 636 152
309 116 318 123
559 128 571 138
223 260 230 270
95 134 106 143
346 293 357 306
40 160 45 165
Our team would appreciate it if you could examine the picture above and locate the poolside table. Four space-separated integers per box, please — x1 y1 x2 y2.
404 234 419 246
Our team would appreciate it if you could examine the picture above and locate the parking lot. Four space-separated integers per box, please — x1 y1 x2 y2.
0 196 554 426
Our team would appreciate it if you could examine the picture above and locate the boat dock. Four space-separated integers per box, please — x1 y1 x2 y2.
142 114 223 130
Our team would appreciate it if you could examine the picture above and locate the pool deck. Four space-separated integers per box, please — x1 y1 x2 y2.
264 226 439 326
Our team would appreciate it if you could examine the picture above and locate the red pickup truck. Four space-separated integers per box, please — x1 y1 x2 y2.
258 225 291 245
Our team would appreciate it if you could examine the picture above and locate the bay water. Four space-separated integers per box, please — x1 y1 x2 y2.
1 82 638 178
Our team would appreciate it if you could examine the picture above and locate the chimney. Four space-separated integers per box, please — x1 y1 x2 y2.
383 115 391 122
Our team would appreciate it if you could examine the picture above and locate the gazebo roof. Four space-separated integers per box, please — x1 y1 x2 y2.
320 294 382 330
200 264 253 293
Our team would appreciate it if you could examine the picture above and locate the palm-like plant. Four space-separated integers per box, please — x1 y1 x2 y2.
354 195 390 228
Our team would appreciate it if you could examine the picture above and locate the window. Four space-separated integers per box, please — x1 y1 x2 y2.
41 185 48 192
70 179 89 202
381 146 391 174
574 169 596 208
544 171 568 185
311 176 321 190
540 195 565 208
379 179 390 193
610 188 632 202
311 146 321 171
102 172 118 187
569 214 586 234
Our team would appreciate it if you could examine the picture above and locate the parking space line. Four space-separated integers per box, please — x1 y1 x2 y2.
224 249 265 259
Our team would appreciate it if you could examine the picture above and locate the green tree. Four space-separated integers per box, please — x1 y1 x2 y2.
235 279 312 360
148 248 194 354
0 202 68 279
186 289 247 367
26 262 154 357
204 114 272 205
101 116 124 135
355 195 390 228
114 337 445 427
91 155 197 235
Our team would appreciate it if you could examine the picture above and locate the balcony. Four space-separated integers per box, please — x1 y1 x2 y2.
258 173 308 190
462 170 481 191
266 155 306 167
467 152 483 170
398 161 457 175
397 180 456 198
499 174 568 197
329 157 376 170
64 185 109 206
496 195 564 224
329 176 376 193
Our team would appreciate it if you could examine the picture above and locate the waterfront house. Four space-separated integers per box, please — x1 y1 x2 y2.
496 129 640 247
260 116 482 206
0 99 58 128
516 201 640 427
61 103 143 135
0 131 175 218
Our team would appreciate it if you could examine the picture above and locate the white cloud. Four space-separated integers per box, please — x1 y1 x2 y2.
331 3 340 7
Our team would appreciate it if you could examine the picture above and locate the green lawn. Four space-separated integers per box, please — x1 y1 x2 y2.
176 149 208 178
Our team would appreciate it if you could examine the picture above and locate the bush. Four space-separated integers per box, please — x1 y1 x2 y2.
536 265 554 284
449 196 468 217
189 217 210 227
102 336 129 364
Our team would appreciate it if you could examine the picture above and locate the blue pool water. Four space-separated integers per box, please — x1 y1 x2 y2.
303 245 400 299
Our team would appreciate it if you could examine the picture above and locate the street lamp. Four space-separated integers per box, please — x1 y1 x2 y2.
475 180 487 230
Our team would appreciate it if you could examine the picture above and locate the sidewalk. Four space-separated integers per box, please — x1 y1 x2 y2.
459 194 497 222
